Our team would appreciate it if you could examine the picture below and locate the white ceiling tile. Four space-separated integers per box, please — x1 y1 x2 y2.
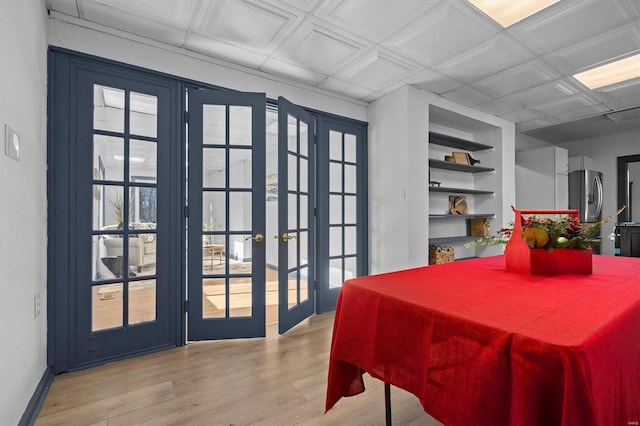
501 80 581 108
500 108 545 124
433 33 534 83
385 1 498 65
194 0 298 52
275 24 364 74
318 0 434 43
510 0 638 55
442 85 493 107
473 59 559 98
260 57 327 85
535 95 599 116
556 104 612 122
273 0 321 13
597 78 640 109
186 34 268 68
516 117 557 132
86 0 199 29
408 68 463 94
477 99 520 116
81 1 192 45
547 22 640 74
338 50 418 91
46 0 79 17
317 77 376 99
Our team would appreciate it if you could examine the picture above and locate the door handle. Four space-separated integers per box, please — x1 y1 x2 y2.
280 232 297 242
245 233 264 244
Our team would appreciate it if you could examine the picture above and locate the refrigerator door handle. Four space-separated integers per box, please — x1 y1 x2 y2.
595 174 603 219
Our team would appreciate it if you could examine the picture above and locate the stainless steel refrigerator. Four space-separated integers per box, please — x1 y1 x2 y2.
569 169 603 253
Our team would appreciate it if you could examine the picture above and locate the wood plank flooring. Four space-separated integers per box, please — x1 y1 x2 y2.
36 312 442 425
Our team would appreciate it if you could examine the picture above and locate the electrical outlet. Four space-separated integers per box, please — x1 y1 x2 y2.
34 293 41 319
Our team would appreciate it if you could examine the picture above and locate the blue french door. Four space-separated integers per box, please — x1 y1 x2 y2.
277 97 316 334
71 67 181 368
187 88 267 340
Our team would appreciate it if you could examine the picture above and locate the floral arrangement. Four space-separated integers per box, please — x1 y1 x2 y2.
466 206 625 251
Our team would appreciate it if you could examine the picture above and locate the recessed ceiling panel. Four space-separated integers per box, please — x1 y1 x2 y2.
501 80 580 109
409 68 463 95
516 117 556 132
442 85 492 107
195 0 297 52
319 0 432 43
82 0 192 45
318 77 376 100
186 34 268 68
277 25 363 74
598 78 640 109
386 1 499 65
260 57 327 85
478 99 520 116
87 0 198 29
535 95 598 116
556 104 611 122
46 0 80 17
338 50 417 90
434 33 534 83
500 108 545 124
474 59 559 98
275 0 321 13
510 0 638 54
549 23 640 74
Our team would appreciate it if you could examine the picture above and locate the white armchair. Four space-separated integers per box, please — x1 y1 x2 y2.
102 223 156 272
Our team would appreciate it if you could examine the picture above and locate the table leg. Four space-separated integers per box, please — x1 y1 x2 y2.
385 382 391 426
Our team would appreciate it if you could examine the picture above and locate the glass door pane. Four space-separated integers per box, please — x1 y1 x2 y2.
316 118 367 313
91 85 160 332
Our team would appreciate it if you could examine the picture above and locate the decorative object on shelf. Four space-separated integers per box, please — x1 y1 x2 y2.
470 218 490 237
449 195 468 214
429 245 454 265
452 151 469 164
444 155 454 162
465 153 481 165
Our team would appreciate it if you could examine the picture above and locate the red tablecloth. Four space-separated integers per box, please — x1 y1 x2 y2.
326 255 640 425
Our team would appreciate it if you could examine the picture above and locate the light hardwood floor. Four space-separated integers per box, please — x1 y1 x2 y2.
36 312 442 425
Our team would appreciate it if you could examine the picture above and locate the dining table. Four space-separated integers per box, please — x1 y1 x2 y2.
325 254 640 425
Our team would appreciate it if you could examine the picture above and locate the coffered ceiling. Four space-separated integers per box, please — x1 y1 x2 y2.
46 0 640 142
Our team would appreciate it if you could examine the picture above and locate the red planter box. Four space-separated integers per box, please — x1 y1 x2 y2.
505 208 593 276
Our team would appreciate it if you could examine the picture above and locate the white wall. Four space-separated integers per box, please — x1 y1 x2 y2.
368 86 413 273
515 133 553 152
0 0 48 424
559 131 640 255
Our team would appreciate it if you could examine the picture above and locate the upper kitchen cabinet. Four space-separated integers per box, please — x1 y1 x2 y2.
368 86 516 274
516 146 569 210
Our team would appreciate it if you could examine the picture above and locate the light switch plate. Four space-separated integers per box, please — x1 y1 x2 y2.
4 124 20 161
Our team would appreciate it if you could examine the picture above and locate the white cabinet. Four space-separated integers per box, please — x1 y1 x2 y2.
516 146 569 210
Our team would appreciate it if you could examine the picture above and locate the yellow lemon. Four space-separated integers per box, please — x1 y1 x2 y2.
522 228 549 248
